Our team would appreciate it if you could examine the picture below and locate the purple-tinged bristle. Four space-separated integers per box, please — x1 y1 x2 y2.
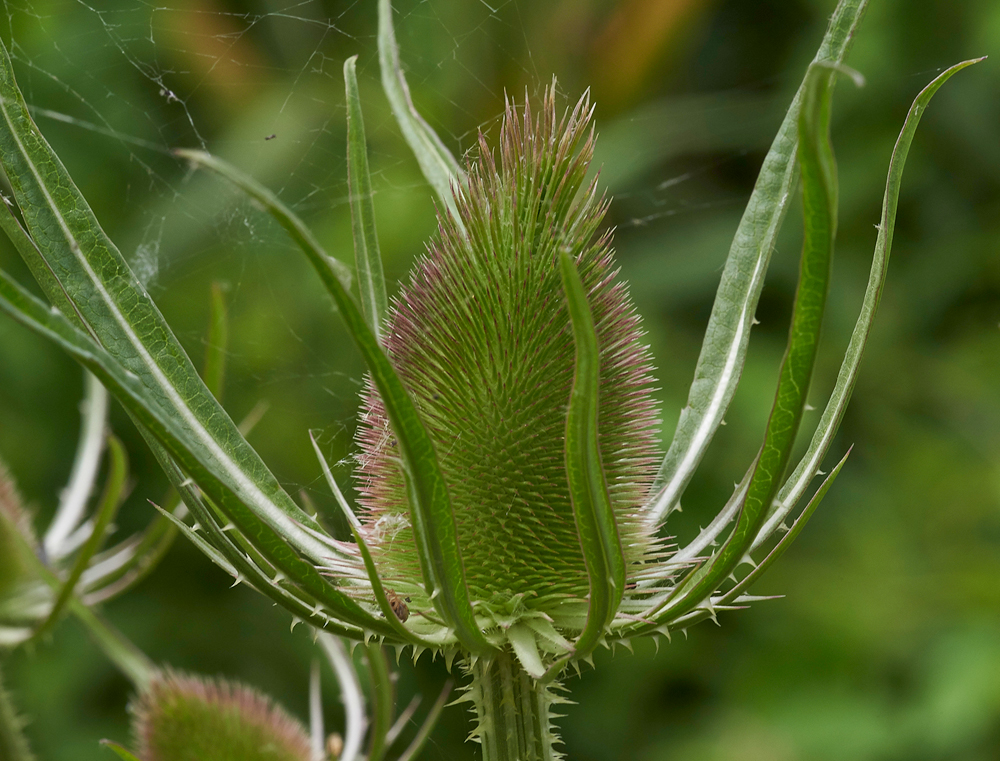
354 86 662 623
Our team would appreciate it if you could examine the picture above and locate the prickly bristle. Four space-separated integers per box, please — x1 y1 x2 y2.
0 456 37 596
356 87 661 623
132 671 311 761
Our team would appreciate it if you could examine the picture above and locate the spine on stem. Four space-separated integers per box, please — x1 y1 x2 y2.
466 650 565 761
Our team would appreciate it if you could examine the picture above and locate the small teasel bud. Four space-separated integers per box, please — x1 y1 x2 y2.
131 671 312 761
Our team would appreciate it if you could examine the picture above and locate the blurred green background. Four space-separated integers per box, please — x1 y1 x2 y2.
1 0 998 758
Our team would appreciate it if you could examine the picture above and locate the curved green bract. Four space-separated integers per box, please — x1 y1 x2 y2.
0 38 333 568
753 55 987 550
0 269 394 640
173 151 492 656
35 435 127 641
345 56 389 342
652 59 841 625
648 0 870 524
377 0 465 220
558 251 624 659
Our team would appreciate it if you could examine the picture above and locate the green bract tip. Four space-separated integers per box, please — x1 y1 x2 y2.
356 88 662 631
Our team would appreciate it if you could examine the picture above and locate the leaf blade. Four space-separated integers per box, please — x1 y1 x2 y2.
0 267 393 639
650 59 841 625
648 0 870 525
175 150 492 654
752 56 987 551
0 37 334 568
345 56 389 342
377 0 465 219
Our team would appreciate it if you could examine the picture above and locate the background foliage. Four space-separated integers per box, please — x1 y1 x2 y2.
0 0 998 758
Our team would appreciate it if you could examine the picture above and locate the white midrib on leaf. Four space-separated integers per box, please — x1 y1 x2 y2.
0 98 331 564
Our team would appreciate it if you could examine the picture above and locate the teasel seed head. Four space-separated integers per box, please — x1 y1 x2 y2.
355 86 662 636
131 670 312 761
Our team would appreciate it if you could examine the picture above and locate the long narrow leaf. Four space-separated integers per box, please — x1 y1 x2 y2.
559 251 624 657
137 427 372 641
203 282 229 399
377 0 465 220
344 56 388 342
43 371 109 559
648 0 869 525
752 56 986 551
0 268 395 639
649 60 840 624
364 643 395 761
725 448 851 603
308 434 434 646
0 38 333 567
175 150 492 654
35 435 127 640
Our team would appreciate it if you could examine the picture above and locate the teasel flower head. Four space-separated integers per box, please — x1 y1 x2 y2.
353 89 667 657
130 671 312 761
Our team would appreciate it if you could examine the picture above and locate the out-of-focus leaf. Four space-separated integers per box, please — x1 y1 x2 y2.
35 435 127 640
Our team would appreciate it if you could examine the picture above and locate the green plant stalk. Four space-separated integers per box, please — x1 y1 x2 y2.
467 650 562 761
0 663 35 761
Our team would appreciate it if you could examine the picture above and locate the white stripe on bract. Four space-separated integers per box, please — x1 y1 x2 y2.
0 97 331 564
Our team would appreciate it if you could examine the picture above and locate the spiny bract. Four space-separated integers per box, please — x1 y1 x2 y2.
354 89 663 643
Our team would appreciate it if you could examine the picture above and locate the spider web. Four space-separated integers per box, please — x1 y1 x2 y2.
0 0 793 547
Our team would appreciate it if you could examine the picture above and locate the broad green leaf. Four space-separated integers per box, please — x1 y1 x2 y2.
648 0 870 525
377 0 465 220
175 150 492 655
35 435 127 640
0 268 394 639
344 56 389 343
0 38 332 568
651 59 841 625
752 56 987 551
558 251 624 659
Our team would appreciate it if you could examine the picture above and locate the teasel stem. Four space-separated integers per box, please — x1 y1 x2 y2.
467 650 564 761
0 663 35 761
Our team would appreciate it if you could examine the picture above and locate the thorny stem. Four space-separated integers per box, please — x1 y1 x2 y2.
468 650 563 761
0 662 35 761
